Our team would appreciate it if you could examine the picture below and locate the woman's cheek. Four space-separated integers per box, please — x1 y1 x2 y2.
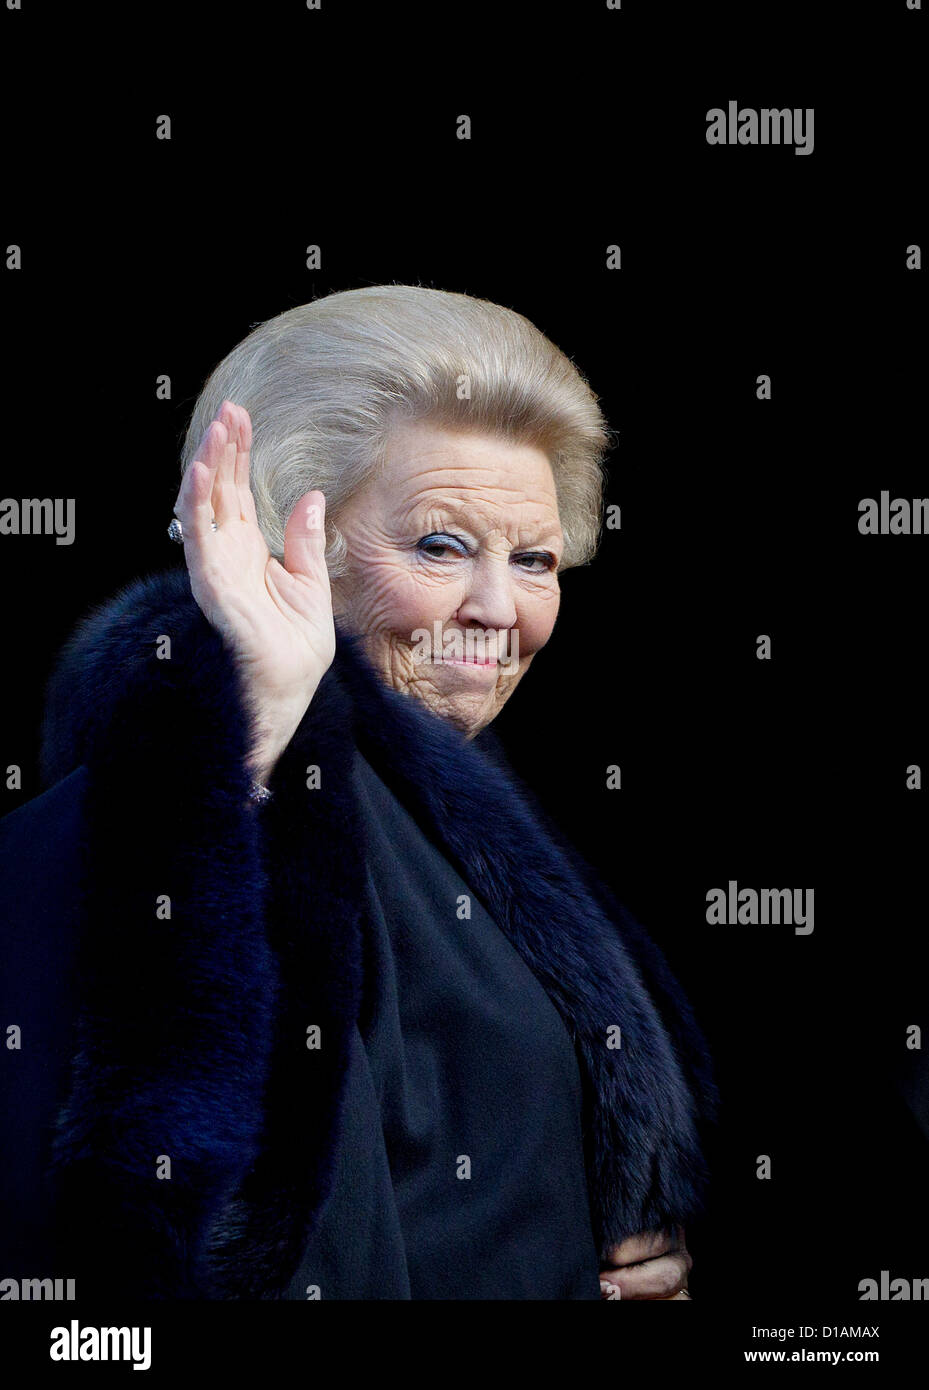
400 567 466 631
352 561 433 637
516 587 561 655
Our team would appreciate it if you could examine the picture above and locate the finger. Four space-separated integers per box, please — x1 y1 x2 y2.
183 415 227 506
173 459 217 559
599 1252 692 1301
175 421 227 542
282 490 329 584
212 401 243 524
230 404 259 525
602 1228 675 1268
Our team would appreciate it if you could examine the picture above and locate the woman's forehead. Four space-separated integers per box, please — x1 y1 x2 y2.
384 472 563 543
379 421 560 502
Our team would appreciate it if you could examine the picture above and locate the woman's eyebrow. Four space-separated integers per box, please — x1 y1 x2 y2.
408 501 563 546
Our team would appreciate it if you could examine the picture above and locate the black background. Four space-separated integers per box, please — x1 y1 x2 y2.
2 0 927 1334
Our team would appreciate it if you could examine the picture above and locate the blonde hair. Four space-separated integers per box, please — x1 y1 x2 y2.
180 284 613 577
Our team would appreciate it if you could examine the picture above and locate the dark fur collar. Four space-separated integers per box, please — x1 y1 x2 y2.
39 566 716 1299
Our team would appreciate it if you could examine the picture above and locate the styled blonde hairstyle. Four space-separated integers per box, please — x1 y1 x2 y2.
180 284 613 577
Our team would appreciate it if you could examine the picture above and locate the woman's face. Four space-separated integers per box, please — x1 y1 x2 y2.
330 420 564 737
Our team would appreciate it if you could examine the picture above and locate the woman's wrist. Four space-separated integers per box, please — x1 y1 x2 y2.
248 689 317 788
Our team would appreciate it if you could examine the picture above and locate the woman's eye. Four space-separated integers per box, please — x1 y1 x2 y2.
417 533 469 559
416 536 555 571
513 552 556 573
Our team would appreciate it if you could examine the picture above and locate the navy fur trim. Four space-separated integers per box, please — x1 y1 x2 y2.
40 568 278 1297
39 569 365 1299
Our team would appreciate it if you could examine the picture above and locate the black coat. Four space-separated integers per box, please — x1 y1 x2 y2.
0 566 717 1299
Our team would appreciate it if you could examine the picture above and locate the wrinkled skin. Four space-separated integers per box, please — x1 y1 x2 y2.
330 418 565 738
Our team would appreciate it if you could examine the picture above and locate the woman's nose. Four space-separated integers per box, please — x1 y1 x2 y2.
453 558 518 632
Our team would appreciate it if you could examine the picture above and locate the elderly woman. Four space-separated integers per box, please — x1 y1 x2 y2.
0 286 715 1301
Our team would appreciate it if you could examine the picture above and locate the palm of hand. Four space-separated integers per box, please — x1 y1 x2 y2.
174 399 336 776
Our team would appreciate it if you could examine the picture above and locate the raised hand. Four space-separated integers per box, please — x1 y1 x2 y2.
173 400 336 784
